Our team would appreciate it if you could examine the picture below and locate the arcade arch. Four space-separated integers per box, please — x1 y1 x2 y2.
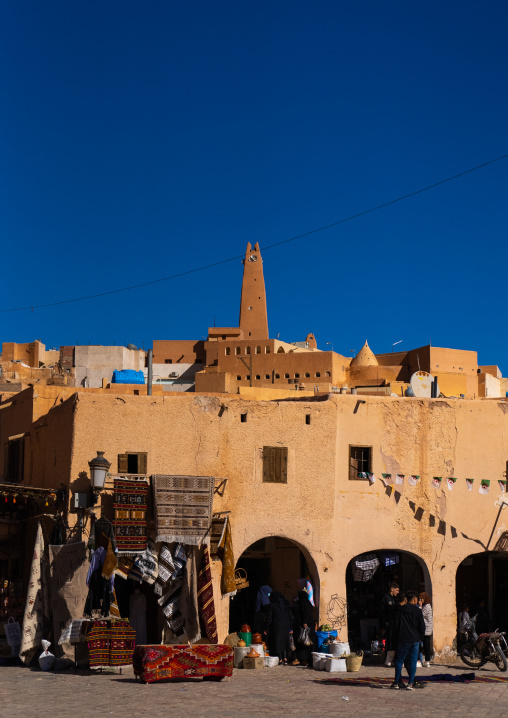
229 535 319 634
346 549 431 648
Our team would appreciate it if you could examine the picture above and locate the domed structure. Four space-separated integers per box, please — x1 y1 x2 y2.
350 340 378 368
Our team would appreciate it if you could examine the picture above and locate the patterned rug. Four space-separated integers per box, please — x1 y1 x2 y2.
86 619 136 668
153 475 214 545
210 517 228 557
198 546 218 643
133 644 233 683
113 478 149 554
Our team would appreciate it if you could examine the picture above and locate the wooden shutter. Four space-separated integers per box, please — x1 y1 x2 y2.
263 447 288 484
349 447 359 479
138 452 148 475
118 454 128 473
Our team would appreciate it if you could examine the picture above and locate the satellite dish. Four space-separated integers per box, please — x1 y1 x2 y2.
410 371 437 398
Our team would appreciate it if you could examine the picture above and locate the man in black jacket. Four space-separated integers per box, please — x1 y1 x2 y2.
391 590 425 690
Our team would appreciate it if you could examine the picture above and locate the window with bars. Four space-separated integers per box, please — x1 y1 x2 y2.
348 445 372 480
262 446 288 484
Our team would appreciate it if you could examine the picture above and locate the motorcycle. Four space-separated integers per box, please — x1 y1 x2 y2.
459 615 508 672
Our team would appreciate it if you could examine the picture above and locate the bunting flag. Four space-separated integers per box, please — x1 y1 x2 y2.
368 473 376 485
479 480 490 495
498 480 507 493
381 474 392 485
395 474 404 485
408 475 420 486
447 477 457 491
432 477 442 489
357 472 368 479
466 479 474 491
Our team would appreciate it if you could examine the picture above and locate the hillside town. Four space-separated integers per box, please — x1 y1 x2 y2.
2 242 508 689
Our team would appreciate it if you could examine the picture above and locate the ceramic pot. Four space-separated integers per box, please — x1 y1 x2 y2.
241 624 251 633
251 633 263 644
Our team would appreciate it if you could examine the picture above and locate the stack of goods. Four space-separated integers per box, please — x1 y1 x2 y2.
85 619 136 669
133 644 233 683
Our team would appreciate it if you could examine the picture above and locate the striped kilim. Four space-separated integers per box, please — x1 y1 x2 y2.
197 546 218 643
86 619 136 668
153 475 214 545
132 644 233 683
113 478 149 554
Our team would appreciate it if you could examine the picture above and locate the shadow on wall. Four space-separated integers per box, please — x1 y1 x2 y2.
383 485 485 550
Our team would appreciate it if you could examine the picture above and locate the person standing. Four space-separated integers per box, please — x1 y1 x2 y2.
391 589 425 690
253 585 272 634
382 582 399 666
264 590 292 665
419 592 433 666
292 584 316 666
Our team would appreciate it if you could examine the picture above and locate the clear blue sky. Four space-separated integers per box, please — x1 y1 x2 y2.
1 2 507 369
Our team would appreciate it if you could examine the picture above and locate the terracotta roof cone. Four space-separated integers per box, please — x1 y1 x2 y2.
350 340 378 368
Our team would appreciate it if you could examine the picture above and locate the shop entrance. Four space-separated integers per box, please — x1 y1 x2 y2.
346 549 431 649
228 536 318 634
456 551 508 633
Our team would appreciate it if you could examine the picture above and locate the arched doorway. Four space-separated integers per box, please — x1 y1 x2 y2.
229 536 318 633
456 550 508 633
345 549 431 649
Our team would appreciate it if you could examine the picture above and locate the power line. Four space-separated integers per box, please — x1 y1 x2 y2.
2 151 507 313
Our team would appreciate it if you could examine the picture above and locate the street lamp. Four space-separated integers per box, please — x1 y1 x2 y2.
88 451 111 505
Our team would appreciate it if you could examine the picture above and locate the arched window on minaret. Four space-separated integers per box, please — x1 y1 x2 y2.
225 347 231 356
246 346 251 355
255 346 261 354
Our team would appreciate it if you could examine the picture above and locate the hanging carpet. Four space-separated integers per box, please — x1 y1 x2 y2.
20 523 50 665
113 477 149 554
85 619 136 669
153 475 214 545
197 546 218 644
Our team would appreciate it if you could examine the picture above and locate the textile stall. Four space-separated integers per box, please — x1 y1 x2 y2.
15 472 240 679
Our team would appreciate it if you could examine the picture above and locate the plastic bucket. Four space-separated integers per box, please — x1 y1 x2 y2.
331 641 350 657
326 656 347 673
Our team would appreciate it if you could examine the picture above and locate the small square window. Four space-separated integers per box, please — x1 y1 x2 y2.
316 372 321 378
246 375 251 380
236 375 241 380
255 374 261 380
295 373 300 379
306 414 311 425
275 373 280 379
265 374 270 380
348 446 372 480
165 359 172 364
241 413 247 423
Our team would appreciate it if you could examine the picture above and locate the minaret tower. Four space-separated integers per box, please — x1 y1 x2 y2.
239 242 269 340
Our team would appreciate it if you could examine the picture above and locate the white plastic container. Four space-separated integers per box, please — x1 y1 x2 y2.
326 656 347 673
312 652 322 670
233 645 250 668
330 641 350 657
322 653 333 670
263 656 279 667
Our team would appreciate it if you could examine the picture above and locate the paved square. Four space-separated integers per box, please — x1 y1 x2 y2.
1 659 507 718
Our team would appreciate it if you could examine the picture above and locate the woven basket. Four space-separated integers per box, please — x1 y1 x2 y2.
234 567 249 590
346 651 363 672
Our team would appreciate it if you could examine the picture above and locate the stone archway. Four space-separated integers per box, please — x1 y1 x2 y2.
345 548 432 649
228 535 319 634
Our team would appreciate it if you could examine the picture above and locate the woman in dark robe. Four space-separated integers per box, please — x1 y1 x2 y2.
253 585 272 635
292 589 317 666
264 590 293 665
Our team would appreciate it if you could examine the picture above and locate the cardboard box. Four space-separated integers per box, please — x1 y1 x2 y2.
242 656 264 670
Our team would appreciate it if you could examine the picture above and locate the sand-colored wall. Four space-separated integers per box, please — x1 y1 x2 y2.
49 391 508 650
